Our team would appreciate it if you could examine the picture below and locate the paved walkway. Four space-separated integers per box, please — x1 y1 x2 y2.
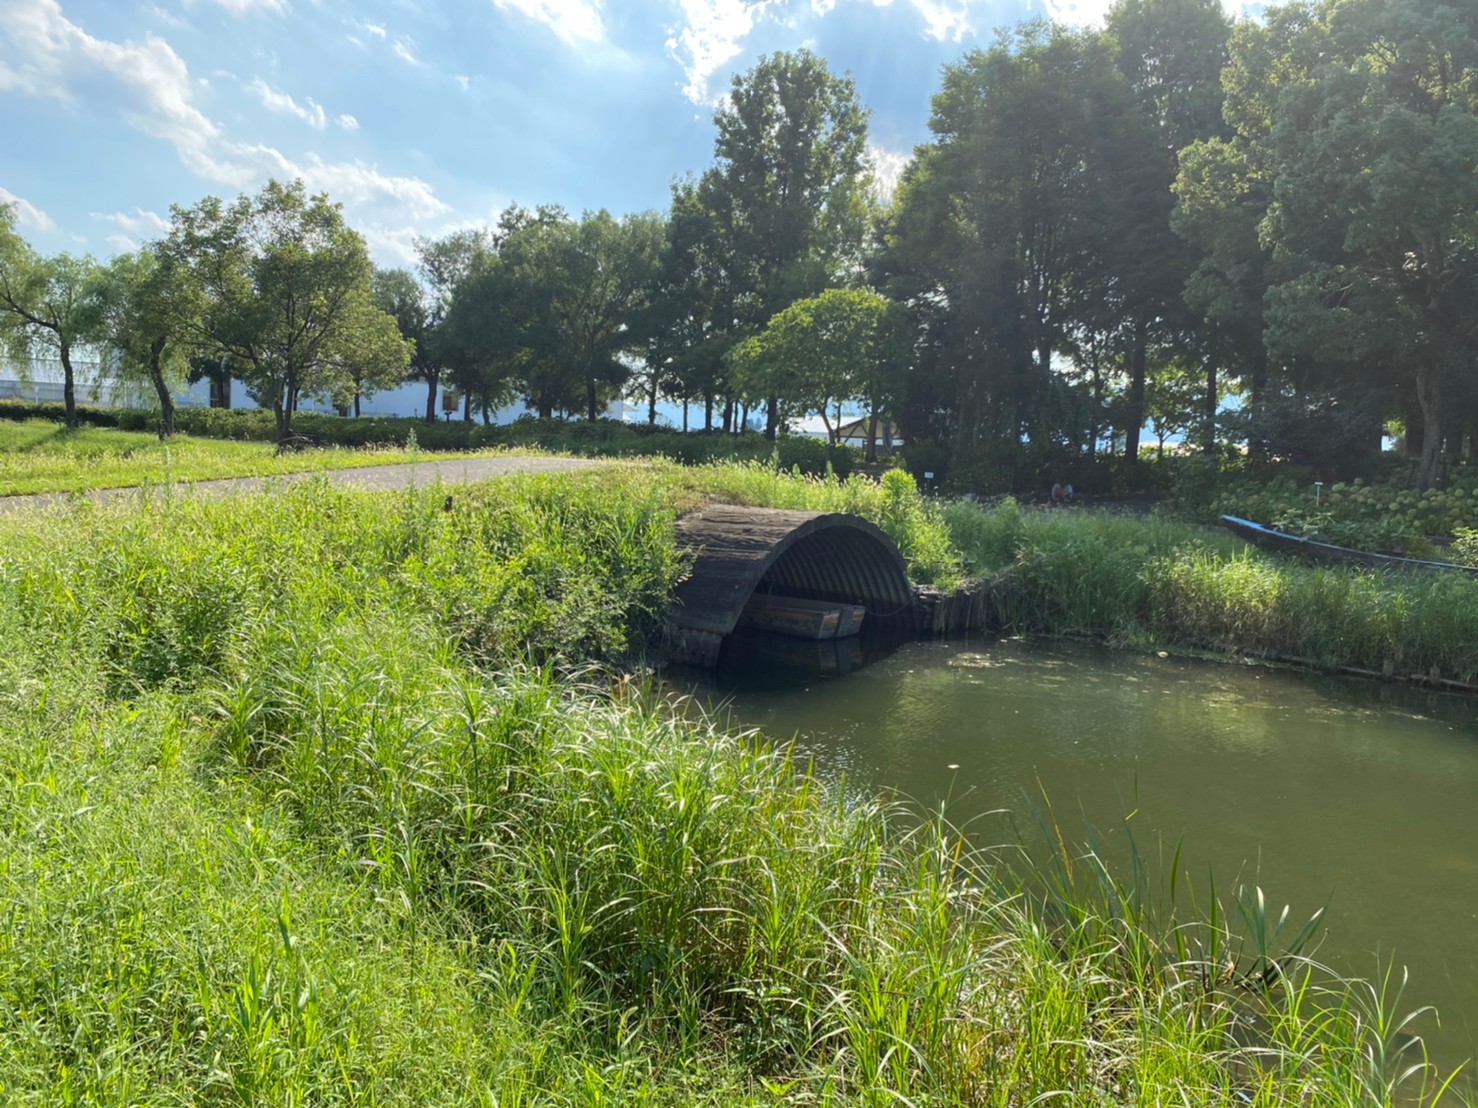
0 454 607 513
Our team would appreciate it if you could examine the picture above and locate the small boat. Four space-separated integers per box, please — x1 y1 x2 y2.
1220 515 1478 577
739 593 868 640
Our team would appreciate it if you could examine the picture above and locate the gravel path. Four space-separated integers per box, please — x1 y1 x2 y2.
0 454 607 513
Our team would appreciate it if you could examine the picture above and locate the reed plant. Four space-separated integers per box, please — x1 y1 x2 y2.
0 470 1466 1103
945 500 1478 685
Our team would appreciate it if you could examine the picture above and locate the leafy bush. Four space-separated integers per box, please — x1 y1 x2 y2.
1202 473 1478 551
0 399 121 427
112 407 861 476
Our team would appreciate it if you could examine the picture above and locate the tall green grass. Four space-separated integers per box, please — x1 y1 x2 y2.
946 500 1478 685
0 471 1466 1103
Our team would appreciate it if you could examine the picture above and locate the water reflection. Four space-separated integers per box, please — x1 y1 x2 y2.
678 637 1478 1072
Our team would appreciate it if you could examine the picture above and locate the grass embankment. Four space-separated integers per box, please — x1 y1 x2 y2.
943 499 1478 686
0 467 1459 1104
0 418 536 497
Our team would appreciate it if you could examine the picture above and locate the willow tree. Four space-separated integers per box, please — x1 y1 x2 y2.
0 205 102 428
95 247 196 438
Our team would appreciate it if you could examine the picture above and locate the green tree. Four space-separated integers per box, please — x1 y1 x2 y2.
704 49 872 438
371 266 433 420
503 209 665 421
635 181 730 427
163 179 410 442
1260 0 1478 488
878 25 1134 471
415 228 494 422
1105 0 1232 462
95 247 197 438
728 287 904 452
0 204 103 428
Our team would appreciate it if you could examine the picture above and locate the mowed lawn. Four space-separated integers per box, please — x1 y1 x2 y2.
0 419 520 497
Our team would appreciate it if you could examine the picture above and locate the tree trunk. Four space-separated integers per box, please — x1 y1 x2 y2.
683 399 689 433
586 376 599 422
273 398 291 443
425 371 440 423
723 398 733 434
538 397 553 420
1403 399 1425 457
59 342 77 428
463 391 473 422
764 396 779 441
148 337 174 440
1247 350 1269 462
648 380 657 425
354 392 362 419
1414 363 1444 490
740 402 749 433
866 406 879 464
1088 356 1102 460
1203 356 1218 455
1123 319 1148 464
704 391 714 431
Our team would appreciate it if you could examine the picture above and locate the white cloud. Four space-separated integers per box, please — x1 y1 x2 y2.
454 74 471 92
190 0 289 13
666 0 779 104
363 21 388 38
1038 0 1254 26
249 78 328 129
105 232 137 252
0 1 451 263
0 187 55 232
95 208 172 238
493 0 606 47
867 142 909 199
392 34 420 64
1035 0 1112 24
143 3 189 29
337 113 359 130
907 0 974 40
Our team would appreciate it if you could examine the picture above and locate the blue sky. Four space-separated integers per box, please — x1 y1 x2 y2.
1 0 1254 267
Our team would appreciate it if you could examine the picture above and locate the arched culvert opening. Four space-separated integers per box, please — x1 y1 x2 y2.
666 505 916 668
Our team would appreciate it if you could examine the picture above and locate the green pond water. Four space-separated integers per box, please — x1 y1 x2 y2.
683 635 1478 1073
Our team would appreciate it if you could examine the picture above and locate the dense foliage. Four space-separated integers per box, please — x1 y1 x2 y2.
5 0 1473 489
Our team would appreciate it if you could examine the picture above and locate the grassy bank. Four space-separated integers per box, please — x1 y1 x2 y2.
0 418 543 497
0 469 1461 1104
944 499 1478 686
1 401 861 485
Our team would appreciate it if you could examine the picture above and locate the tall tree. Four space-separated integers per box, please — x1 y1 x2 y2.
1105 0 1232 462
0 204 103 428
878 25 1135 470
1265 0 1478 487
163 179 410 442
704 49 873 438
1186 0 1478 487
95 247 197 438
502 209 665 421
371 266 433 420
414 228 493 422
638 180 733 428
